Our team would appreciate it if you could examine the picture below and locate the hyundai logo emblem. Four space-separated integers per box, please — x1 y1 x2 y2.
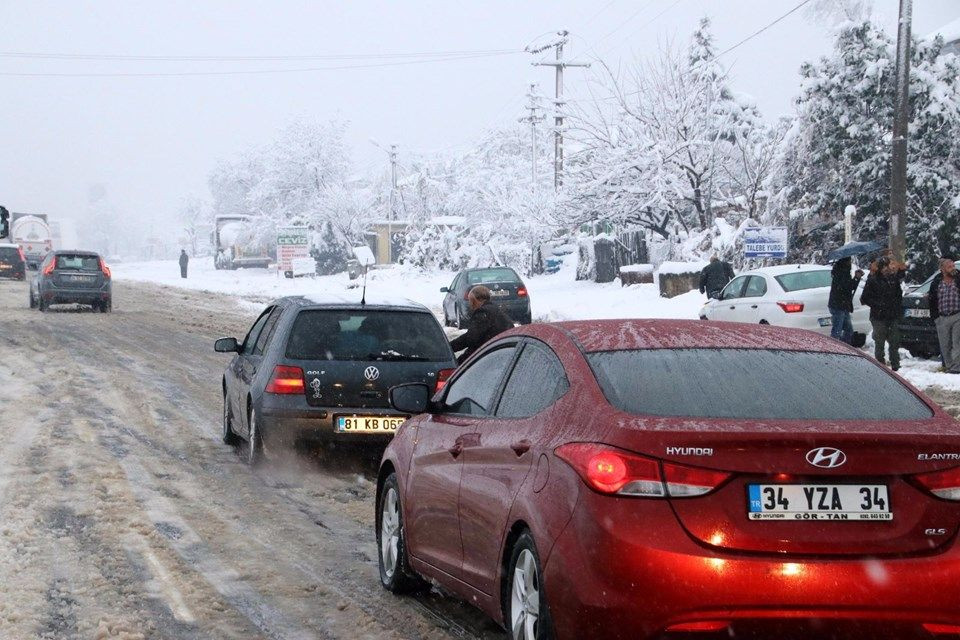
806 447 847 469
364 366 381 381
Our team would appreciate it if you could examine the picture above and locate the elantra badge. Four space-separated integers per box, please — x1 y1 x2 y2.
806 447 847 469
364 366 381 381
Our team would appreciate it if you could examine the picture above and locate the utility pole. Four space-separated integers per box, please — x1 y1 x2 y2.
518 83 545 192
371 140 399 263
889 0 912 262
529 30 590 190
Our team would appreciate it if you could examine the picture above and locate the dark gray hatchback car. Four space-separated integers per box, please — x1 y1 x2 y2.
216 295 457 465
441 266 531 327
31 250 112 312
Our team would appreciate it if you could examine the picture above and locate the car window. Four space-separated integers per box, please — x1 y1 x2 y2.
55 255 99 270
909 274 936 295
242 307 274 355
443 345 517 416
496 342 569 418
775 270 832 292
0 247 20 261
587 349 932 420
743 276 768 298
285 309 452 362
449 274 461 291
252 307 283 356
721 276 748 300
466 268 521 285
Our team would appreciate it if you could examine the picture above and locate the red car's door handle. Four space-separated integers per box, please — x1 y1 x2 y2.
511 440 531 456
449 441 464 457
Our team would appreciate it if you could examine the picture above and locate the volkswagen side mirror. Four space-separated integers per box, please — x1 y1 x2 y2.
389 383 431 414
214 337 240 353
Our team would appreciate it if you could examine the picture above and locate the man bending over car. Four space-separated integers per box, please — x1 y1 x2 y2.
449 285 514 364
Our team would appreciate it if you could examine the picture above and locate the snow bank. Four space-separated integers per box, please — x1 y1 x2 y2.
114 259 707 323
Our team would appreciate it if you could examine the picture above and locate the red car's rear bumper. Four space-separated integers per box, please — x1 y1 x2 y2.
542 494 960 640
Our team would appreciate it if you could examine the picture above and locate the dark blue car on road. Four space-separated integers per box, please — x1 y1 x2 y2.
215 295 457 466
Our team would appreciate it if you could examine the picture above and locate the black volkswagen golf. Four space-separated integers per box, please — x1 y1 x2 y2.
215 295 457 465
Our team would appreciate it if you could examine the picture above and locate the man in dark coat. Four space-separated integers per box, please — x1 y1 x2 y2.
449 285 514 364
179 249 189 279
860 256 906 370
828 256 864 344
929 257 960 373
698 256 735 299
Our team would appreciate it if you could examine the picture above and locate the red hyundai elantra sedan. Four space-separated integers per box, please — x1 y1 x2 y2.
376 319 960 640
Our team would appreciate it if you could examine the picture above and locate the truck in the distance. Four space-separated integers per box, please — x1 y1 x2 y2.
213 214 272 270
11 213 52 269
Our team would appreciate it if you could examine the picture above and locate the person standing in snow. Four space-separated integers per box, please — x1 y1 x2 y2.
859 256 906 370
929 257 960 373
449 285 514 364
698 256 735 299
827 257 864 344
179 249 189 279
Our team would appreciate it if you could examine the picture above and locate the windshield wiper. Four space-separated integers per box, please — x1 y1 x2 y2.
367 351 429 362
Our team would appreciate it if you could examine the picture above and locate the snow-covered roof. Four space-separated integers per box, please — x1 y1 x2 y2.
0 243 19 249
741 263 829 276
927 16 960 43
657 260 710 275
430 215 466 227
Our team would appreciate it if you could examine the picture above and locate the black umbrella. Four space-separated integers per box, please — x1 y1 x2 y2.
825 240 885 263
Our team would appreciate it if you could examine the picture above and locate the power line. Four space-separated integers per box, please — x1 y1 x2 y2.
594 0 683 59
0 47 520 62
710 0 813 62
0 50 520 78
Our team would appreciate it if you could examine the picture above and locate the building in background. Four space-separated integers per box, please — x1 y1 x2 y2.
929 16 960 55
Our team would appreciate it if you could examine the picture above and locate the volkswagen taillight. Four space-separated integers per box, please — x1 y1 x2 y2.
265 365 305 395
99 257 112 278
777 301 804 313
434 368 455 394
555 443 729 498
913 466 960 500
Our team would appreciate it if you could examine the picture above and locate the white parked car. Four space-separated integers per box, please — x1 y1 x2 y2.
699 264 870 343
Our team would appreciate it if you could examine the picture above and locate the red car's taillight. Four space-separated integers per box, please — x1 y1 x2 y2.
99 257 111 278
434 368 455 394
42 260 55 275
517 286 528 297
17 247 26 262
555 443 729 498
777 301 804 313
924 622 960 635
913 466 960 500
265 365 305 394
666 621 730 633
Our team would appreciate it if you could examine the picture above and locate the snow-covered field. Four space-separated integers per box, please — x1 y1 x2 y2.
113 258 706 323
113 258 960 396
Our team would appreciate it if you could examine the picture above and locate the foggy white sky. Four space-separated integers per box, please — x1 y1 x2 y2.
1 0 958 240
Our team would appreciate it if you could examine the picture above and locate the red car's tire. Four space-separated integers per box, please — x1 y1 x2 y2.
505 531 554 640
377 473 427 594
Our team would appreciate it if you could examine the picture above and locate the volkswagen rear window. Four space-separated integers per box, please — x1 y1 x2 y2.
774 270 832 292
56 255 100 270
466 268 521 284
286 310 452 362
587 349 932 420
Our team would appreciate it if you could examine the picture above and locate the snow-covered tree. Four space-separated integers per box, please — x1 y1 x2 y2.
178 195 212 257
768 21 960 274
564 18 770 240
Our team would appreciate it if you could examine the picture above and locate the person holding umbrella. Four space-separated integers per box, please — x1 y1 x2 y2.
860 256 907 370
828 257 864 344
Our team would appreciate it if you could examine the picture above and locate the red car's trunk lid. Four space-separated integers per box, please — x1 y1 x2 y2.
607 424 960 557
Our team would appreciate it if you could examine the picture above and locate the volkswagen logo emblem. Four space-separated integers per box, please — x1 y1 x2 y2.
364 366 381 381
806 447 847 469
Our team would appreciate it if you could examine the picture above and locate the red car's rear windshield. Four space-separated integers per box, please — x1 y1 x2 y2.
587 349 932 420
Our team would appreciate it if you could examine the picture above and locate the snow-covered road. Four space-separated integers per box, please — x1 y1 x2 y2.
0 279 502 640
